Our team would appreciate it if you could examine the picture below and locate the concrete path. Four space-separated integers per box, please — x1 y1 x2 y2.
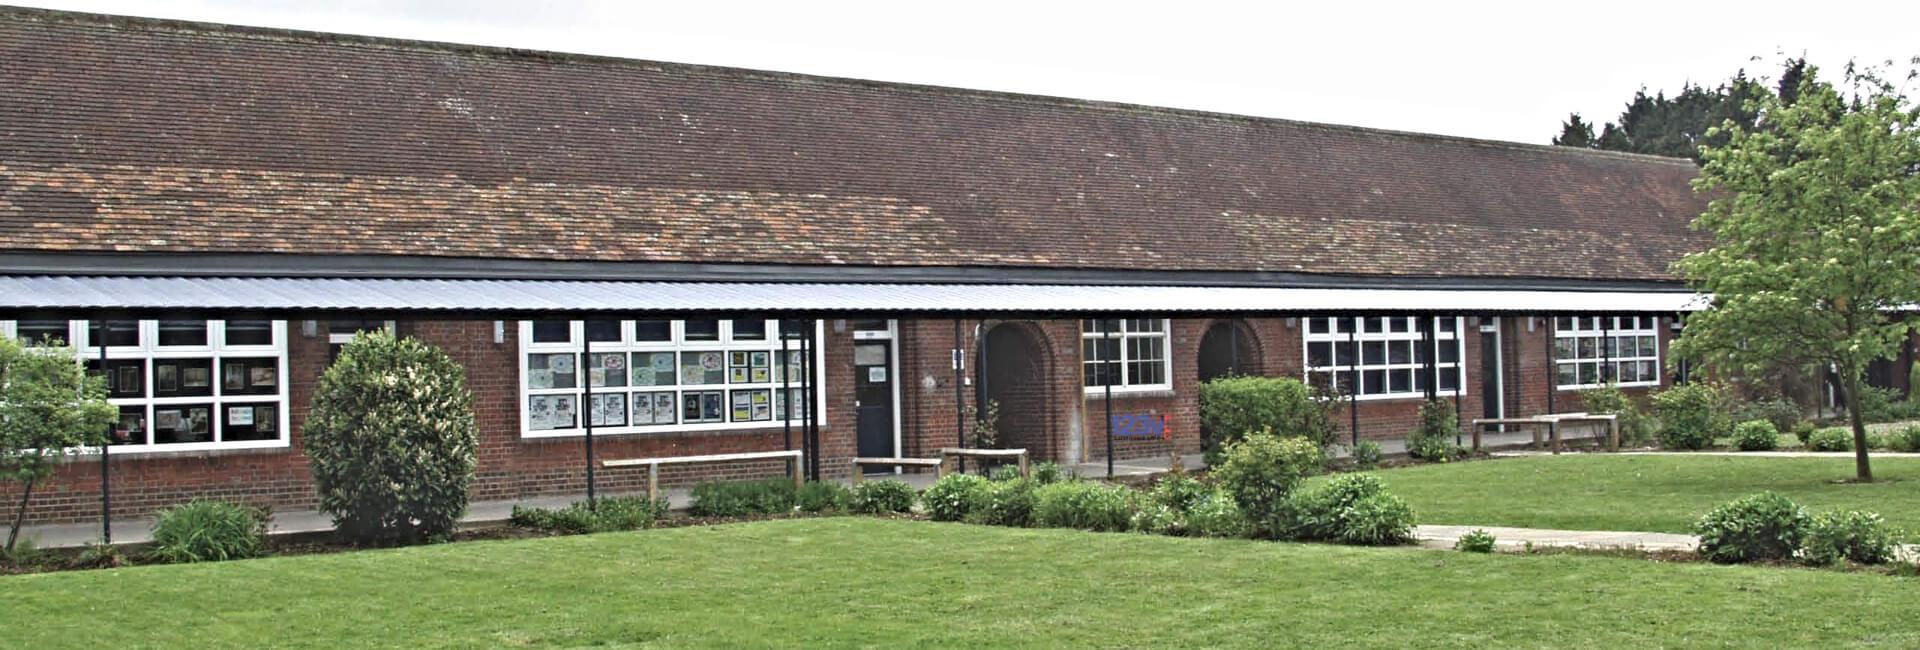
1415 524 1697 552
19 454 1187 550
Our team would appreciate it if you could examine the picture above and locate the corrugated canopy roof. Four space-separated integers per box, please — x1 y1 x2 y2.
0 275 1705 318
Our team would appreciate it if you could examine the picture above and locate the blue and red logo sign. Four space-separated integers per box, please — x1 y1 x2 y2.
1111 414 1173 440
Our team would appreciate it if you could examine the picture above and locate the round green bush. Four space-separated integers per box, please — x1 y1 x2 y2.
1802 510 1901 566
1455 529 1497 553
796 481 853 513
1581 385 1656 446
1184 490 1251 538
1211 432 1323 537
923 473 991 522
1652 383 1730 450
1029 462 1068 485
1806 427 1853 452
1199 376 1340 464
1791 421 1818 444
149 498 270 563
1283 473 1416 545
1350 440 1384 470
1405 399 1464 462
850 479 916 514
1131 475 1209 535
1694 493 1809 564
304 330 478 543
1891 425 1920 453
1732 419 1779 451
1032 481 1136 532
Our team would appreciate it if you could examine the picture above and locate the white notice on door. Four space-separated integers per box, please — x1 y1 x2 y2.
868 367 887 383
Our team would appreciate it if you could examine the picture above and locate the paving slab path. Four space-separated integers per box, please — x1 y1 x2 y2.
1415 524 1697 552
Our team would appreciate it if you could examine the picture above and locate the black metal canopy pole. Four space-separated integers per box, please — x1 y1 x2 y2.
1228 318 1239 375
1452 316 1463 447
1101 317 1115 479
804 320 819 481
1603 315 1614 384
781 326 793 475
1347 320 1359 446
96 320 110 543
582 330 595 507
952 319 965 473
1544 315 1556 415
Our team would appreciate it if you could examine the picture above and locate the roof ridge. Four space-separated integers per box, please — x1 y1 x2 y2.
0 5 1698 169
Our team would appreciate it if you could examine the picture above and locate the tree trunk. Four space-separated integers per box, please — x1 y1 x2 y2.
6 479 34 553
1842 372 1874 482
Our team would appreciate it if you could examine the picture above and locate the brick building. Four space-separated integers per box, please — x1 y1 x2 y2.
2 9 1706 525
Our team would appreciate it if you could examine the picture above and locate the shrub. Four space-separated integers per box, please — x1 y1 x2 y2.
509 495 668 535
1854 386 1920 423
850 479 916 514
1731 419 1779 451
1866 432 1893 450
1890 425 1920 453
1792 420 1818 445
1910 361 1920 403
1652 383 1729 450
1732 396 1802 437
1030 462 1069 485
1 336 117 553
1806 427 1853 452
986 463 1026 482
71 542 128 570
1581 385 1656 446
796 481 853 514
923 473 992 522
1694 493 1809 564
1132 475 1209 536
1802 510 1902 566
1456 529 1497 553
1350 440 1383 470
1283 474 1416 545
305 330 478 543
1032 481 1136 532
1198 376 1340 463
1210 431 1324 536
966 478 1038 527
1184 490 1252 538
688 479 798 517
1405 399 1464 462
149 499 270 563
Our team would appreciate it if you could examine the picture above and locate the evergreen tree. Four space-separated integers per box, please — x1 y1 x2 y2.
1552 113 1596 147
1553 59 1808 162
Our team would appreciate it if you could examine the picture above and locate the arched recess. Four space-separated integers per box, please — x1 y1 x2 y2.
982 321 1056 461
1197 319 1264 383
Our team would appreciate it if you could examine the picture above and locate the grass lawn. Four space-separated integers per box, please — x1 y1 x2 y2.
1346 454 1920 533
5 518 1919 648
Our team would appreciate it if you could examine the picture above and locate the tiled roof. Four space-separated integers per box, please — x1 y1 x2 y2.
0 8 1707 282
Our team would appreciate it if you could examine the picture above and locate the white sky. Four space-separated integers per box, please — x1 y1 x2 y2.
13 0 1919 145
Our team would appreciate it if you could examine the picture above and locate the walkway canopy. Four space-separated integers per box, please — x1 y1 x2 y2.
0 274 1705 318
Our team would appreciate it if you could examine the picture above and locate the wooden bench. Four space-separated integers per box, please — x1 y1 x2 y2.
1470 413 1620 454
602 449 804 501
849 457 944 485
938 447 1030 478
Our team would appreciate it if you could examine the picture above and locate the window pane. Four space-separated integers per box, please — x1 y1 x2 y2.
683 319 720 341
1640 336 1657 358
112 405 148 446
92 320 140 347
681 351 725 385
1129 360 1162 386
589 353 626 388
530 320 571 344
1640 360 1658 381
1335 318 1355 333
15 320 68 345
1362 341 1385 365
224 320 273 346
1557 363 1577 386
222 404 279 442
630 352 676 386
1389 369 1411 393
1361 369 1386 395
1554 337 1574 360
1334 341 1355 366
730 319 768 340
154 359 214 398
1576 337 1597 359
157 320 208 347
1308 318 1330 334
1388 340 1411 365
1436 318 1456 333
1414 370 1429 393
1389 317 1410 333
1556 316 1573 331
528 395 576 431
1438 341 1458 364
633 391 676 425
152 405 213 444
633 319 672 341
1363 317 1385 333
780 319 810 339
1439 369 1459 392
216 358 274 397
1306 341 1331 367
584 320 621 343
527 353 578 390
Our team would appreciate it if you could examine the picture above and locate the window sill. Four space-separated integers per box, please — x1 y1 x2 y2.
65 443 294 462
520 423 828 442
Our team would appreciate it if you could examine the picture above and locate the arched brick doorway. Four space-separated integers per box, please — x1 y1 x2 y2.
1198 320 1262 382
983 322 1054 461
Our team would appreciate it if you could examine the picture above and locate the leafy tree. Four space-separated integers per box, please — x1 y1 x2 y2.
1673 61 1920 481
1 336 117 552
1553 113 1596 147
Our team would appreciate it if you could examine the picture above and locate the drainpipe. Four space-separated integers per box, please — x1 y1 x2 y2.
582 329 595 507
1102 317 1114 479
96 320 111 543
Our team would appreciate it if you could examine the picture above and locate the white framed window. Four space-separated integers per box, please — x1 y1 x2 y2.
1082 319 1171 392
1555 315 1661 389
518 319 823 438
1303 316 1464 399
1 319 291 453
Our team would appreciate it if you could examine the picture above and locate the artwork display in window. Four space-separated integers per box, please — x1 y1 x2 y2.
183 366 210 389
256 406 276 433
589 393 627 427
528 394 578 431
249 366 276 388
224 363 246 391
156 364 178 393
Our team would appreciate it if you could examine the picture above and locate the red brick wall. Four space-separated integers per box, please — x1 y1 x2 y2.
4 314 1690 526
